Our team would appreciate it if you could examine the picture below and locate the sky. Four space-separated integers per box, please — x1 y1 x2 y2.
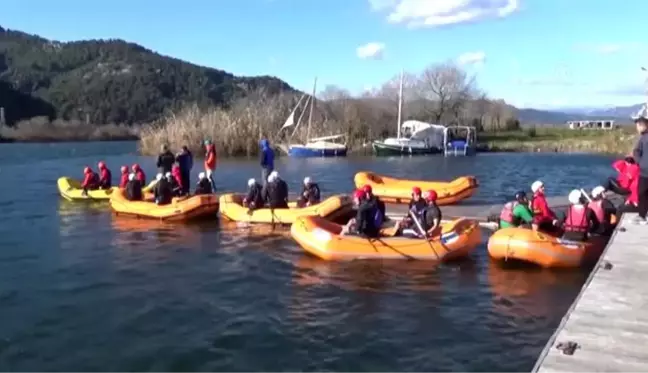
2 0 648 109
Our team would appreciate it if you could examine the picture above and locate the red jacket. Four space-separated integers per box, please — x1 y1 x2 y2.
172 167 183 188
204 144 216 170
81 172 99 188
119 173 129 188
612 160 639 189
531 192 556 224
627 176 639 206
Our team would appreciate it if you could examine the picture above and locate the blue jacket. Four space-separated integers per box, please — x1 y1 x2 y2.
176 150 193 173
260 139 274 169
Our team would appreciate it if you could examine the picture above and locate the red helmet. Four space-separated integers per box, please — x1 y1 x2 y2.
412 186 422 196
353 189 366 200
424 190 438 202
120 166 128 174
97 161 106 169
362 184 372 194
132 164 140 171
83 166 92 174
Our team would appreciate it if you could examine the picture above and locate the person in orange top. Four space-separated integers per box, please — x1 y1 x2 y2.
530 180 558 232
204 139 217 191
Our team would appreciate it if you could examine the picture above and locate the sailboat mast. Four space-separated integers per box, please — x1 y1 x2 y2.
397 69 404 139
306 77 317 141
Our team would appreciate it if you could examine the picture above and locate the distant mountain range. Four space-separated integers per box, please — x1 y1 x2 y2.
515 104 643 125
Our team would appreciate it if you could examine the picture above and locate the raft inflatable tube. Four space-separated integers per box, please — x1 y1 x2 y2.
110 189 219 221
219 193 353 225
57 177 116 201
353 172 478 205
290 215 482 261
487 228 609 268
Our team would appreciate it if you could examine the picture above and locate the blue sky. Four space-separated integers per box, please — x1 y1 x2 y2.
3 0 648 109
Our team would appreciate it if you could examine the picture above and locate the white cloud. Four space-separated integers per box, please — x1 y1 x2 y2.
356 42 385 60
369 0 519 28
457 51 486 67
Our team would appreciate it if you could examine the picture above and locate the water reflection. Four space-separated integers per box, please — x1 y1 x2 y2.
110 216 213 248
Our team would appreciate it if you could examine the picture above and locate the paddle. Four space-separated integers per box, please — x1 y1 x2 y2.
580 188 593 203
409 209 440 260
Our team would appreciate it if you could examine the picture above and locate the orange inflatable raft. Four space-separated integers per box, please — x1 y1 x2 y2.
290 216 482 261
487 227 609 268
353 171 478 205
110 189 219 221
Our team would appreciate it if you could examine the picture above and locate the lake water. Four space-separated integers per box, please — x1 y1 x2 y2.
0 141 618 371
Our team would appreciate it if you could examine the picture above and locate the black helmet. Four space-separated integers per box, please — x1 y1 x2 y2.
514 190 527 201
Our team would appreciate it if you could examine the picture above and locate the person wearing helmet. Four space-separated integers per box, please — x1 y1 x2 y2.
396 187 426 236
362 184 386 222
119 166 129 188
631 108 648 224
97 161 112 189
204 139 217 191
80 166 100 195
263 171 289 208
243 178 264 209
559 189 599 242
422 190 443 236
259 138 275 186
175 145 193 195
589 186 617 235
153 173 173 205
131 164 146 185
170 164 185 196
498 191 535 229
297 177 321 208
156 144 175 174
125 173 143 201
341 189 379 237
530 180 558 232
605 156 638 196
194 172 213 195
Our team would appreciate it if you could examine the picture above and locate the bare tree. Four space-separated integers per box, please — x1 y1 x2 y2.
413 62 476 123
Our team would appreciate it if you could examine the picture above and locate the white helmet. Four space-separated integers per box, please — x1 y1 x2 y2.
198 172 206 180
248 178 256 187
568 189 583 205
591 185 606 198
268 171 279 182
165 172 172 179
304 176 312 185
128 173 136 181
156 173 164 181
531 180 544 193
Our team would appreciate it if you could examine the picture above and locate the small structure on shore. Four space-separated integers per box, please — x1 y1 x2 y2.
566 119 615 130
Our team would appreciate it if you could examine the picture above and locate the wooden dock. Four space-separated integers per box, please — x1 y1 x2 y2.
532 213 648 372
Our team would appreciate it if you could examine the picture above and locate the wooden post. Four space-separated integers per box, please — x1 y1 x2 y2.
0 107 5 126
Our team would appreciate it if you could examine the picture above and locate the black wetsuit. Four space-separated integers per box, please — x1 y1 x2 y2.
195 178 212 195
297 183 321 207
245 183 264 208
157 150 175 174
154 178 173 205
264 179 289 208
125 180 143 201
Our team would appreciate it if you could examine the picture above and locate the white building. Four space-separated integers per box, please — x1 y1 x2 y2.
566 120 616 130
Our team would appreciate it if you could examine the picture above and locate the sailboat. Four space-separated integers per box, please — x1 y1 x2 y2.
371 70 445 156
279 78 348 158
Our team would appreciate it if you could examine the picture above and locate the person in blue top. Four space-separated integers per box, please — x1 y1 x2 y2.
259 138 275 185
175 145 193 195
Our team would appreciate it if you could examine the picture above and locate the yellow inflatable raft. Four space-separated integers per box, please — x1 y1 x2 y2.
219 193 353 225
487 227 608 268
290 216 482 261
110 189 219 221
353 172 478 205
58 177 155 201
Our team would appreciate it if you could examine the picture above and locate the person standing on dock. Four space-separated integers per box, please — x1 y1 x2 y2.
157 144 175 174
259 138 275 185
204 139 217 191
632 108 648 224
176 145 193 195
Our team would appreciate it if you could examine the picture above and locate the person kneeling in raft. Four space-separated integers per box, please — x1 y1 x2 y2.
97 161 112 189
80 166 100 195
530 180 559 233
558 189 600 242
396 187 427 235
243 178 264 210
119 166 129 188
341 189 381 238
263 171 289 209
297 177 321 207
403 189 443 238
194 172 213 195
125 173 143 201
589 186 617 236
153 173 173 205
499 191 536 229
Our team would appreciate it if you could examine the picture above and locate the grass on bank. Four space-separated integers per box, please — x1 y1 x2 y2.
0 116 139 142
479 126 637 155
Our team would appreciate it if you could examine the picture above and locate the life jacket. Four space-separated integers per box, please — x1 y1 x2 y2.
564 205 589 233
589 199 605 223
499 201 518 224
119 174 129 188
99 168 112 187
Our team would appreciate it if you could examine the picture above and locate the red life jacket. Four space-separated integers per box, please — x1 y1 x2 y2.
564 205 589 233
589 199 604 223
499 201 517 224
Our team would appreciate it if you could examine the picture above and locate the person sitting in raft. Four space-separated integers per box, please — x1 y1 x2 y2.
153 173 173 205
243 178 264 209
132 164 146 185
559 189 600 242
125 173 143 201
499 191 535 229
81 166 100 194
119 166 129 188
362 184 386 223
194 172 213 195
530 180 559 232
97 161 112 189
341 189 380 238
422 190 443 236
297 177 321 207
589 186 617 236
170 165 185 196
263 171 289 209
604 157 639 196
165 172 180 197
396 187 427 235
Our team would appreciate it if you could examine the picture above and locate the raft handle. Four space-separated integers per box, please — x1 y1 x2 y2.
601 261 613 270
555 341 580 356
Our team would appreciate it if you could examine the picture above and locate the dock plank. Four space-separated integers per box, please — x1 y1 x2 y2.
533 213 648 372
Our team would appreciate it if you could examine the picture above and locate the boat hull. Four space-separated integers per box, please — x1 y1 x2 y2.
288 145 348 157
372 141 440 156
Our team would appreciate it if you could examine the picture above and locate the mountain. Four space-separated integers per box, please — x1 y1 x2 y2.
584 104 643 118
0 26 295 125
514 108 625 125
